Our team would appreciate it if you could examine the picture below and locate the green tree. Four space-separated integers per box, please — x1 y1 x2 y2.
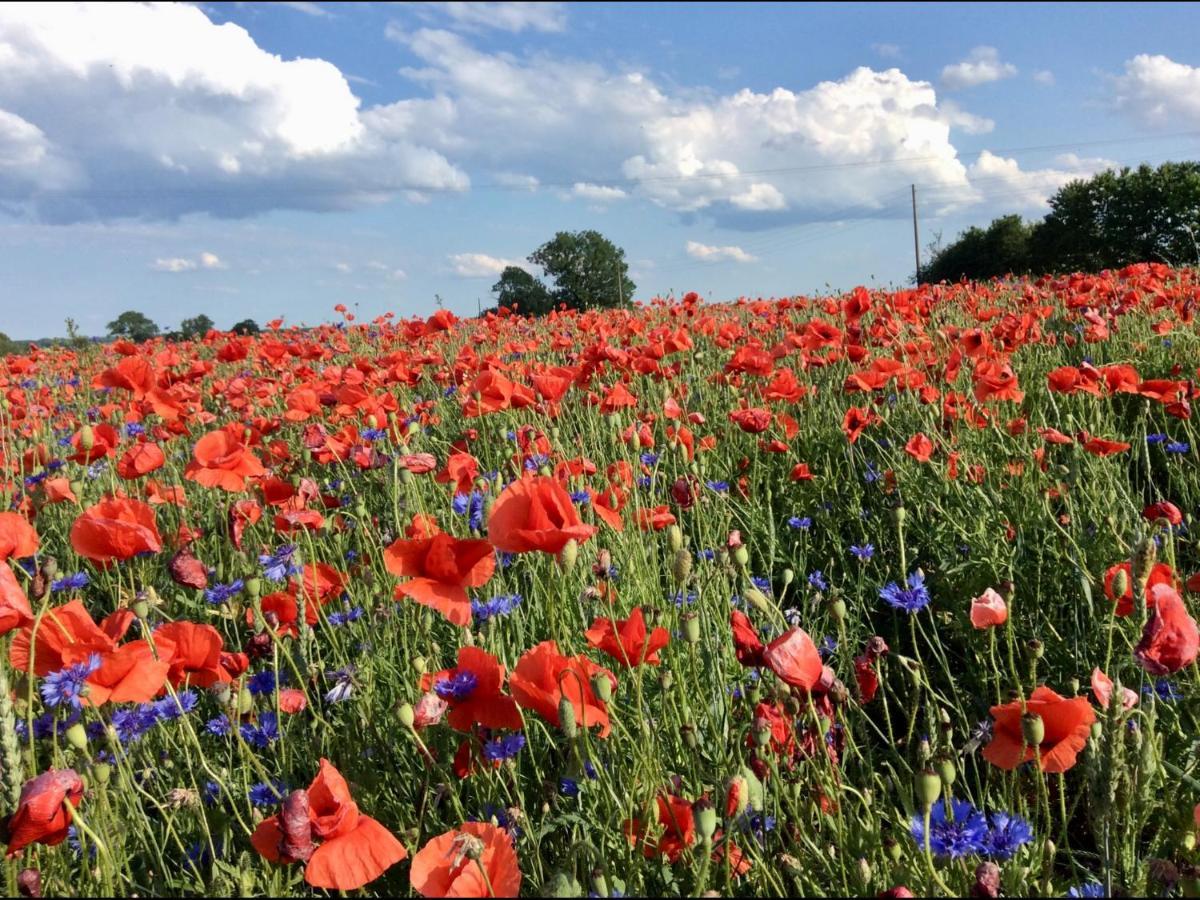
0 332 21 357
179 314 215 340
106 310 160 343
491 266 554 316
922 214 1035 283
529 230 635 312
231 318 260 336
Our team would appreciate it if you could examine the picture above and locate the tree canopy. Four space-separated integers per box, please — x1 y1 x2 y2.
490 230 635 317
921 161 1200 283
106 310 160 343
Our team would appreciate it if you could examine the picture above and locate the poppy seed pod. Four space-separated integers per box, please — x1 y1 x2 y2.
781 568 794 587
682 611 700 644
245 577 262 598
828 595 847 623
681 723 698 749
398 702 415 729
935 754 957 788
1026 639 1044 661
891 505 906 528
732 545 750 569
91 762 111 786
1021 712 1045 746
65 722 88 752
591 672 613 703
915 768 942 810
884 836 902 862
693 797 718 842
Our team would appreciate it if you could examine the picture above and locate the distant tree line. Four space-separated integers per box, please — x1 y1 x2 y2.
488 230 635 317
0 314 262 356
921 161 1200 283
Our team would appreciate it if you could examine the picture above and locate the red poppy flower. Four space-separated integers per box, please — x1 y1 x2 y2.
730 610 766 668
789 462 814 482
5 769 84 857
624 794 696 862
982 685 1095 773
762 627 823 691
410 822 522 898
154 621 233 688
1143 501 1183 527
70 497 162 565
83 640 172 705
0 562 34 636
487 474 596 555
1103 561 1177 617
1089 667 1137 711
419 646 523 732
116 442 165 479
384 531 495 626
70 423 119 464
184 428 266 492
585 607 670 667
510 641 615 738
587 485 626 532
252 759 407 891
841 406 878 444
1134 583 1200 676
9 600 128 676
0 512 38 562
435 452 480 496
729 407 772 434
1078 433 1130 457
636 505 676 532
904 433 934 463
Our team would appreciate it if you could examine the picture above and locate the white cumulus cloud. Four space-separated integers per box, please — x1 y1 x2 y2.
685 241 757 263
1109 54 1200 127
449 252 523 277
151 257 196 273
571 182 627 202
941 46 1017 90
418 2 567 33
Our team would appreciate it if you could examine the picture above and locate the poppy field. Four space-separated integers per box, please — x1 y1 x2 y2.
1 263 1200 898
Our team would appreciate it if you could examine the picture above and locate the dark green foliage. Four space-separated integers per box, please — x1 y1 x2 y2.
491 230 636 317
105 310 160 343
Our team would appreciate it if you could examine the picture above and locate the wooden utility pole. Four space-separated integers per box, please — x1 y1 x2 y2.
911 183 921 285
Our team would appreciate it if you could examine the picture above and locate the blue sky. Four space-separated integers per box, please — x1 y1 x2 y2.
2 1 1199 337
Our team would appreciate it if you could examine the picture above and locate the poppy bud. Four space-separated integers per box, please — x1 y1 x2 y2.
1109 568 1129 600
746 683 761 705
681 723 698 749
659 670 674 690
1021 712 1045 746
546 872 582 897
91 762 111 786
891 505 906 528
79 425 95 451
558 696 578 739
915 768 941 810
557 539 578 573
65 722 88 752
828 595 847 623
935 754 956 788
244 577 262 598
398 703 415 729
672 548 693 586
412 656 427 674
745 586 771 612
40 557 58 579
367 414 378 430
857 858 872 888
238 687 254 715
591 673 612 703
693 796 718 842
133 599 150 619
732 545 750 569
590 869 609 899
667 524 683 552
69 480 84 498
782 568 794 587
682 611 700 644
883 836 902 862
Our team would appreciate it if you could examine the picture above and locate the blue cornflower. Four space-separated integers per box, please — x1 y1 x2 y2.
205 714 231 737
153 690 198 720
1146 433 1168 444
819 636 837 659
808 570 828 592
124 422 146 437
788 516 812 530
1066 884 1107 898
472 593 523 623
1166 441 1190 454
982 812 1033 860
850 543 875 562
247 670 280 696
751 575 772 594
636 476 652 490
239 712 280 749
496 550 517 569
697 548 716 561
328 605 365 626
559 778 580 798
202 781 222 806
569 490 590 505
435 671 478 701
736 807 776 846
640 453 660 466
910 798 989 859
259 545 299 582
669 590 697 607
112 706 158 744
50 572 89 593
325 666 355 703
706 480 729 492
41 655 101 709
249 780 288 807
1143 679 1181 701
482 733 526 762
864 461 881 484
204 579 244 605
361 427 387 442
880 570 931 613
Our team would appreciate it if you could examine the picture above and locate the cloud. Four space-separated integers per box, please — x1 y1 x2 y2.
570 182 627 202
937 100 994 135
872 43 902 60
151 257 196 273
963 151 1115 212
1109 54 1200 128
941 46 1017 90
408 2 567 33
278 2 331 17
0 3 468 222
151 251 224 272
1032 70 1055 86
334 262 352 273
448 252 523 277
685 240 757 263
366 260 407 280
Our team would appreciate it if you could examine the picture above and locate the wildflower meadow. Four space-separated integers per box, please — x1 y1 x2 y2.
2 263 1200 897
